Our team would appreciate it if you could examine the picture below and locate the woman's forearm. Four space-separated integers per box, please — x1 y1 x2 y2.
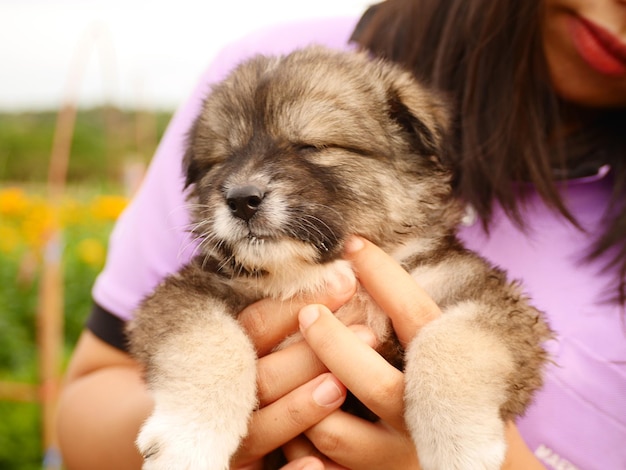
57 331 153 470
57 364 152 470
503 422 546 470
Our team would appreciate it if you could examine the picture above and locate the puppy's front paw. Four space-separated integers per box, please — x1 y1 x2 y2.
137 410 238 470
403 306 516 470
415 424 507 470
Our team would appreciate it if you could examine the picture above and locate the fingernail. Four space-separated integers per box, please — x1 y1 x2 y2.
312 377 343 407
299 305 320 331
344 235 365 254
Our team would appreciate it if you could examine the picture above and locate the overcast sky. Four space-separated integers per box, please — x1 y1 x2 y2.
0 0 372 111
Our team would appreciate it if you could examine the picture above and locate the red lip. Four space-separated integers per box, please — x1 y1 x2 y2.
568 15 626 76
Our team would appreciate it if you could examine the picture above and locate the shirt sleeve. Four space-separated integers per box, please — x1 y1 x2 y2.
88 16 359 347
86 303 129 351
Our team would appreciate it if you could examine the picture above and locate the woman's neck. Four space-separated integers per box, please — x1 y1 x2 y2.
550 101 611 179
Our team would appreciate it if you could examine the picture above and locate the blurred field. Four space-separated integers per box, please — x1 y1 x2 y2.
0 107 172 469
0 108 172 184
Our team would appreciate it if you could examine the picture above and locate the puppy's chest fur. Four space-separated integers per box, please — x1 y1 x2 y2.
162 254 398 357
149 238 475 373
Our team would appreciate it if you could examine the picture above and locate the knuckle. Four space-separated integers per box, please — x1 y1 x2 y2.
368 375 403 408
285 400 310 429
310 427 342 455
255 361 280 406
239 303 270 338
310 328 335 349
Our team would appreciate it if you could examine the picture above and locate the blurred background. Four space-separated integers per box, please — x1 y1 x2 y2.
0 1 372 468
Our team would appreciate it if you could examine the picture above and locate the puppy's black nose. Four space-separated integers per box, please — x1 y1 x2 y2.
226 185 265 221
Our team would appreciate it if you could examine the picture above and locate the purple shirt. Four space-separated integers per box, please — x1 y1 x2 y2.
92 16 626 470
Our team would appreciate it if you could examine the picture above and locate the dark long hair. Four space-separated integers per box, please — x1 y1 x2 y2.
353 0 626 303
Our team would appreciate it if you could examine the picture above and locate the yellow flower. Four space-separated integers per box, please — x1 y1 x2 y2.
60 198 84 227
90 195 128 221
0 187 29 217
21 199 56 249
0 225 20 254
76 238 106 267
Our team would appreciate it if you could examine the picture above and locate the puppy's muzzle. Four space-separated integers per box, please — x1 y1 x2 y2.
226 185 265 221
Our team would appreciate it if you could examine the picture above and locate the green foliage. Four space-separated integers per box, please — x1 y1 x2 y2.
0 190 120 468
0 402 41 470
0 107 168 468
0 112 55 182
0 257 38 380
0 107 172 184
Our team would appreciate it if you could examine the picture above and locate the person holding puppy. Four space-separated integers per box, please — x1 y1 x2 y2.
57 0 626 469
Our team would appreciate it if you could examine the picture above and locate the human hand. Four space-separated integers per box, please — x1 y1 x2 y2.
230 268 379 469
290 236 443 469
291 237 543 470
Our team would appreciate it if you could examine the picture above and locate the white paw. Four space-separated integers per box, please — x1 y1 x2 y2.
415 426 507 470
403 306 514 470
137 410 241 470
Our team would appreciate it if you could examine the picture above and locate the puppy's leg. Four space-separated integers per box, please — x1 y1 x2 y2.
136 307 257 470
403 303 514 470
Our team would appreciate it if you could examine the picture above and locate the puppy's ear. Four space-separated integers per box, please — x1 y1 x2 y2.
386 84 450 159
183 115 202 189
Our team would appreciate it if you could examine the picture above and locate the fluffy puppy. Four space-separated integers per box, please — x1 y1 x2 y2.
127 46 552 470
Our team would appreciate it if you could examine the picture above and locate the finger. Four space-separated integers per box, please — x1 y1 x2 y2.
282 436 325 464
280 455 325 470
232 373 346 466
239 273 356 356
257 325 377 407
344 236 441 345
299 305 405 429
305 411 418 470
256 340 326 407
283 436 350 470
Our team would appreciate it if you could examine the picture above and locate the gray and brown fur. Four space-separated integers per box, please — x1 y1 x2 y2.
127 46 552 470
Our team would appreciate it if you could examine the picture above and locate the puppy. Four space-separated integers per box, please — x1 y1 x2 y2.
127 46 552 470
